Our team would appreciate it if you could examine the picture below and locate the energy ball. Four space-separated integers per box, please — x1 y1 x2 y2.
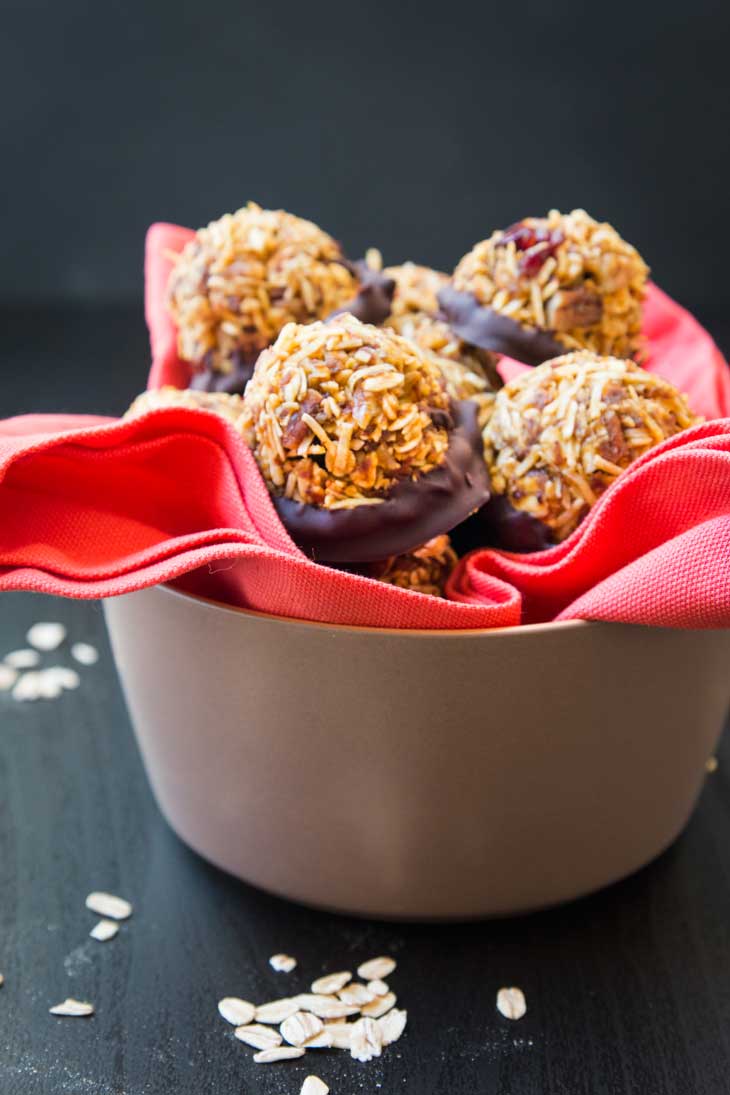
167 203 393 394
240 313 490 561
483 351 698 545
126 386 245 426
382 260 502 406
368 535 458 597
440 209 649 367
383 258 447 318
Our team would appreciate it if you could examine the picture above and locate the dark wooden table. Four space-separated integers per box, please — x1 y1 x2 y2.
2 307 730 1095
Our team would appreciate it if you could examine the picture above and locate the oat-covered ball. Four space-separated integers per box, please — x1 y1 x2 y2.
441 210 649 366
167 203 359 383
484 352 698 543
240 313 490 562
126 386 246 426
369 535 458 597
382 261 501 424
242 313 451 507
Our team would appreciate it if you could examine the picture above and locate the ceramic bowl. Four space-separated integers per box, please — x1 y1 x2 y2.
104 585 730 919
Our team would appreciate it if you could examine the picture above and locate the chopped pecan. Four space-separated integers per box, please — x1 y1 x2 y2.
282 392 323 448
603 382 626 405
546 287 603 331
598 409 628 464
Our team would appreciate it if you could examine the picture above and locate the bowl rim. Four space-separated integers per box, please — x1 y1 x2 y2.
156 582 593 639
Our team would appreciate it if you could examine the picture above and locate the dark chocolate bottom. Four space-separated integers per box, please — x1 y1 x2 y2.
476 349 505 392
273 400 490 564
451 493 554 555
189 350 260 395
327 260 396 326
438 286 565 368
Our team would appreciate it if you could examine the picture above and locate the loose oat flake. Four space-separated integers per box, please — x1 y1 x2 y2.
218 997 256 1026
338 983 375 1007
350 1016 383 1062
234 1024 283 1050
281 1011 325 1047
367 979 389 997
36 672 62 700
71 642 99 666
27 622 67 652
497 986 527 1020
10 667 80 702
379 1008 407 1046
281 1011 326 1047
255 997 299 1024
302 1029 332 1049
361 991 396 1019
5 649 41 670
44 666 81 691
253 1046 306 1064
325 1022 354 1050
49 998 94 1017
270 953 297 973
357 956 396 981
293 994 336 1011
90 919 119 942
12 672 43 702
301 1077 329 1095
311 970 352 995
85 892 133 920
0 664 18 691
293 994 359 1020
706 756 719 773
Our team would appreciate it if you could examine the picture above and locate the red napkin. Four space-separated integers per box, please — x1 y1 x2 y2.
0 223 727 630
146 223 195 391
0 409 518 628
1 406 730 627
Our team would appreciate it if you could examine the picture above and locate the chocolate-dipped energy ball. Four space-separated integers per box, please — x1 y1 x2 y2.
167 203 392 395
240 313 490 562
369 534 458 597
483 351 698 544
440 209 649 367
383 260 502 405
126 386 245 426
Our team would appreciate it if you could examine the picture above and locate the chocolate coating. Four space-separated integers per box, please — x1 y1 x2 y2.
189 349 260 395
328 260 396 327
438 286 564 368
273 401 490 563
474 494 554 553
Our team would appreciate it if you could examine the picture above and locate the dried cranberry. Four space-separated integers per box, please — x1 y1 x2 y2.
517 230 564 278
496 220 564 278
519 244 552 278
498 222 538 251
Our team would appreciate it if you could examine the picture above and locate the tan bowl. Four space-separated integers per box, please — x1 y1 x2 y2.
103 585 730 920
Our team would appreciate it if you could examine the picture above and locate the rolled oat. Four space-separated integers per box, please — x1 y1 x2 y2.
218 997 256 1026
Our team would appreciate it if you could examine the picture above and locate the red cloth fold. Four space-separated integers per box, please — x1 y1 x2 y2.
0 225 727 630
0 409 520 628
146 223 195 391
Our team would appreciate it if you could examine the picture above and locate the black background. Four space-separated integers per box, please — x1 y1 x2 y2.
1 0 729 326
